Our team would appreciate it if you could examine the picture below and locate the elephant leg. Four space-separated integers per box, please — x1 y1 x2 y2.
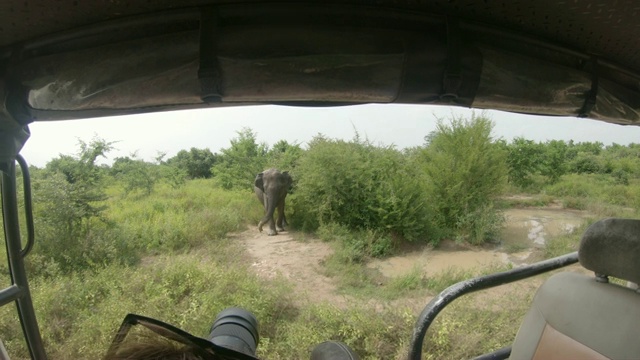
264 195 278 236
258 193 268 232
259 215 278 235
282 199 288 227
264 214 277 236
276 200 286 232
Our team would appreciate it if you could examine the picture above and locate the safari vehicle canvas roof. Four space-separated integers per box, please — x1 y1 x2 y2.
1 0 640 136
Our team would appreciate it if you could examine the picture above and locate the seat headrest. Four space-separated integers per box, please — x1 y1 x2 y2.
579 218 640 285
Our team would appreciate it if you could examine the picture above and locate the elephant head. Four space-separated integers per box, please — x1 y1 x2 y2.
254 169 292 236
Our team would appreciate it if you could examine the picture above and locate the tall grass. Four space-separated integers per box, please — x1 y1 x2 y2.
545 174 640 210
1 241 422 360
2 245 297 359
105 180 261 252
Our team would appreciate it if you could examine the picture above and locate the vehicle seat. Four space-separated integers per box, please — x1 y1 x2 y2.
509 218 640 360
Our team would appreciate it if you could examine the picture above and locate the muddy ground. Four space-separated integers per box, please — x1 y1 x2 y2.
240 207 591 311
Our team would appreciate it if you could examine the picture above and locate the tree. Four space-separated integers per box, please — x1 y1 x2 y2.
505 137 543 188
112 155 158 195
166 147 218 179
33 137 120 272
540 140 567 183
40 137 115 224
266 140 304 171
421 112 507 244
46 137 115 185
213 128 268 190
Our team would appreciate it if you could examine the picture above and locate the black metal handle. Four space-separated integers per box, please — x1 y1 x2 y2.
15 154 34 258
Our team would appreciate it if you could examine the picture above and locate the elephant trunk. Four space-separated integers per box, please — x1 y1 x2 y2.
258 194 277 231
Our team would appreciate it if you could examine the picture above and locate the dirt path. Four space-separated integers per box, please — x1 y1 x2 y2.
238 206 591 313
239 228 352 307
239 227 434 312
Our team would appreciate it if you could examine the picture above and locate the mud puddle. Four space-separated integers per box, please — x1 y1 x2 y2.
500 208 591 248
368 208 592 279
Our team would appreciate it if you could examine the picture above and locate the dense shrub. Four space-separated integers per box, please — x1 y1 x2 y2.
165 147 218 179
290 135 432 246
112 156 158 195
30 138 127 273
539 140 567 183
212 128 268 190
265 139 304 172
503 137 543 189
416 113 507 244
568 152 606 174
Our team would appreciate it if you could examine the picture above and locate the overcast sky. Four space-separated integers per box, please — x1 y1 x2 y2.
20 104 640 167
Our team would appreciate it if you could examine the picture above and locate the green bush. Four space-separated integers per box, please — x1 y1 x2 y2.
503 137 543 189
416 113 507 244
568 152 606 174
112 156 158 195
212 128 268 190
265 140 304 171
539 140 567 184
290 135 432 245
165 147 218 179
317 223 393 261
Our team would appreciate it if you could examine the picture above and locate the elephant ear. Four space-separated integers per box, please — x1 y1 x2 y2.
254 172 264 191
282 171 293 190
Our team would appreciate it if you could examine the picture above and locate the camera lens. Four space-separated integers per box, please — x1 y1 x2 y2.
208 307 259 357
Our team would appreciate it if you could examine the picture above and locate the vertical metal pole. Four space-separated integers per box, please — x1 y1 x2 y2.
1 160 47 359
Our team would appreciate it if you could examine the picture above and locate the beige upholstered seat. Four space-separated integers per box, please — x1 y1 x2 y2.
509 218 640 360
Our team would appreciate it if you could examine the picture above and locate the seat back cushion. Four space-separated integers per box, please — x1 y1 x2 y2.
509 272 640 360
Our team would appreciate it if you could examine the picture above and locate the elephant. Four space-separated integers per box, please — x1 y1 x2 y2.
254 168 292 236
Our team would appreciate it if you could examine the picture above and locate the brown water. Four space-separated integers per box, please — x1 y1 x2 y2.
500 208 591 248
368 208 592 278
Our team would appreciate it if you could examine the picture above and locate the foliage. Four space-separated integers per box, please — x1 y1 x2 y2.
539 140 567 184
40 137 114 224
213 128 268 190
112 155 157 195
417 113 507 244
45 137 114 185
291 134 432 246
105 179 260 252
317 223 393 262
31 137 120 272
544 173 640 209
265 140 304 172
165 147 218 179
567 151 607 174
157 164 188 189
502 137 543 189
